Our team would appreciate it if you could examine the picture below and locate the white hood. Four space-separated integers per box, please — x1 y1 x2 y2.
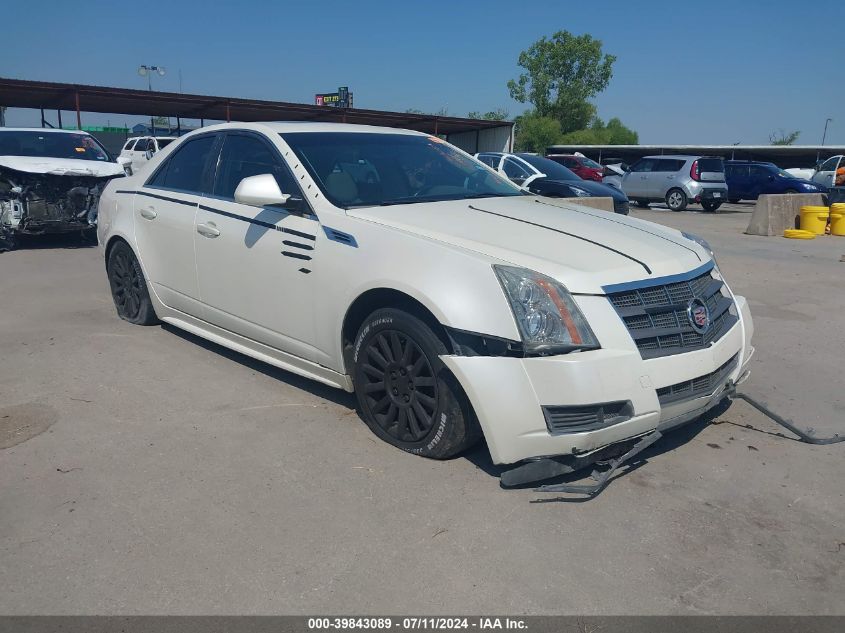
350 196 710 294
0 156 125 178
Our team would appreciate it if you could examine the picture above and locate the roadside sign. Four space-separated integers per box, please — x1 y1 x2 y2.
315 87 353 108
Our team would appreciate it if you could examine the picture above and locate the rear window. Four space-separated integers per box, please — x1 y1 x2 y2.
698 158 724 173
157 139 176 149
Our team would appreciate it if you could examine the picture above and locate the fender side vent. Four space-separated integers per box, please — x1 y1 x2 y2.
542 401 633 435
323 226 358 248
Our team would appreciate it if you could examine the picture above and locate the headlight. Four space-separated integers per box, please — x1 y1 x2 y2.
681 231 715 260
493 265 599 354
568 186 592 197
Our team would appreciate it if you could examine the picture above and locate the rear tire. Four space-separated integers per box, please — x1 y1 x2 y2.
352 308 480 459
107 241 158 325
666 189 688 212
635 200 650 208
701 200 722 212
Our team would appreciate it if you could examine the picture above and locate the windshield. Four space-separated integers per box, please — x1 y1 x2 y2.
517 154 579 181
280 132 522 208
580 156 602 169
0 131 111 162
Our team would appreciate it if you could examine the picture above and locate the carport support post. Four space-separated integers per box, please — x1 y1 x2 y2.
176 116 181 136
57 110 62 129
75 91 81 130
40 108 45 128
226 102 231 122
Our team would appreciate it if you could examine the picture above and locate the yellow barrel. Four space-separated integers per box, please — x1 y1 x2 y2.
830 204 845 236
799 205 829 235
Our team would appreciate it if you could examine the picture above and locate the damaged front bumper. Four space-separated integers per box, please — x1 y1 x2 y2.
0 166 118 249
440 294 754 484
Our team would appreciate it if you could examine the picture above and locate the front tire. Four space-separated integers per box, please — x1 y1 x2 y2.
107 241 158 325
352 308 480 459
666 189 688 212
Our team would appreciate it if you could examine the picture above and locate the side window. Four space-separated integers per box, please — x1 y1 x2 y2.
134 138 149 152
123 139 136 151
502 158 530 179
819 157 838 172
630 159 656 173
213 133 300 201
477 154 499 169
148 135 217 193
750 165 770 179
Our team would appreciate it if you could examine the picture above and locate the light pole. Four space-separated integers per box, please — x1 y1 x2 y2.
822 118 833 146
138 65 166 136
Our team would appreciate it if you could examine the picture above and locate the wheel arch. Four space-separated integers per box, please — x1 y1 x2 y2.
104 233 132 264
341 287 452 374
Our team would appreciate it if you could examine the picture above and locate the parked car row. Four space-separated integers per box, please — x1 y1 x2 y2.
475 152 629 214
555 152 832 211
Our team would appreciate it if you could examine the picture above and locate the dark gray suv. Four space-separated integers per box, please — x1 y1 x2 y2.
622 155 728 211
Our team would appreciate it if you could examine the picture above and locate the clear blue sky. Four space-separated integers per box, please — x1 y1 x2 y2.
3 0 844 145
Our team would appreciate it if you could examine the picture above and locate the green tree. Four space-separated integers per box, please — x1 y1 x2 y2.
514 111 562 152
770 129 800 145
507 30 616 134
467 108 509 121
558 117 638 145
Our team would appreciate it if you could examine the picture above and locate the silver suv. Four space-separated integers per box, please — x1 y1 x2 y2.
622 155 728 212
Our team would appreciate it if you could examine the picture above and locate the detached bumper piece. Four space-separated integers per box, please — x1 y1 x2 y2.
500 431 663 497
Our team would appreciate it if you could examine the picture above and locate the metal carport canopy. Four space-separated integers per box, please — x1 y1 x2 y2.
0 77 513 141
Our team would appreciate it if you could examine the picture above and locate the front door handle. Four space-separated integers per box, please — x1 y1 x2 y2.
197 222 220 238
139 207 157 220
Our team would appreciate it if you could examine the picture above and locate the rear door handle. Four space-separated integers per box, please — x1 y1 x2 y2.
139 207 157 220
197 222 220 238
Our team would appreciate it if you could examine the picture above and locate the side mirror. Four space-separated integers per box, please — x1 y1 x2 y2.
234 174 291 208
768 174 775 181
145 149 154 160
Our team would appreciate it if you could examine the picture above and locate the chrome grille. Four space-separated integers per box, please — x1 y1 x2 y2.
607 266 738 359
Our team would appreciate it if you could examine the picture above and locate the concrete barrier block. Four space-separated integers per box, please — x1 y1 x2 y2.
568 197 615 213
746 193 826 236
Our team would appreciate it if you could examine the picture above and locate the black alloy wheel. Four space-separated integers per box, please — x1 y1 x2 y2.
107 241 158 325
352 308 480 458
360 329 438 443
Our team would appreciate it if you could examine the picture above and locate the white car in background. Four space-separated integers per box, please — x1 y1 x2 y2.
118 136 178 175
0 128 125 250
811 155 843 188
97 122 754 485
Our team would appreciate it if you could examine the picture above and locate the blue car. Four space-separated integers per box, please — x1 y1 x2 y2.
725 161 827 201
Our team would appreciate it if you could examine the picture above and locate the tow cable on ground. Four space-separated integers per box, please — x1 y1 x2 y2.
507 387 844 500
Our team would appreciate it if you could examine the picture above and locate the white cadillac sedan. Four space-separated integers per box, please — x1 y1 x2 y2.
97 122 754 482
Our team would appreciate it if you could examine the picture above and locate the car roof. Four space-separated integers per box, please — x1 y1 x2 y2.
0 127 93 136
184 121 428 137
128 136 179 140
725 160 775 165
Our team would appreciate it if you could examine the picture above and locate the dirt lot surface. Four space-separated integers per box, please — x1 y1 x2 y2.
1 206 843 615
